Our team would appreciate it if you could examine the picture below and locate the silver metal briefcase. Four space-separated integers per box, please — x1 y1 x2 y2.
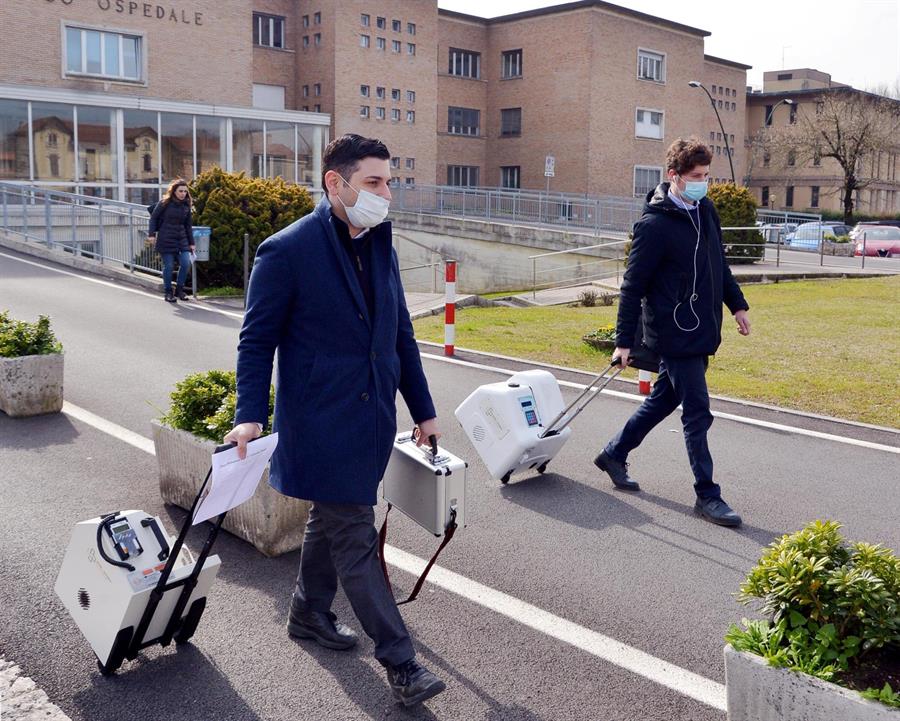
382 432 467 536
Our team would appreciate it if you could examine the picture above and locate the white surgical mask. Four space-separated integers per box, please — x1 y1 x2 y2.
336 176 390 228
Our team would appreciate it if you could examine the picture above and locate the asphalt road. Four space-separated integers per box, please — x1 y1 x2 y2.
1 247 898 721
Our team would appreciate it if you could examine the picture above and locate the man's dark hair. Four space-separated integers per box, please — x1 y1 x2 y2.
322 134 390 189
666 138 713 175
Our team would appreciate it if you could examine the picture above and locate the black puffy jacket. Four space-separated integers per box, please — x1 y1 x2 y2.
615 183 749 358
149 199 193 254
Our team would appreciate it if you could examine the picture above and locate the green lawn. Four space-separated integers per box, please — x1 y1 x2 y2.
413 276 900 428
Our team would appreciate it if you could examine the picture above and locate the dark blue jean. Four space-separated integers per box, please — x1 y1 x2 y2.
604 354 720 499
161 250 191 293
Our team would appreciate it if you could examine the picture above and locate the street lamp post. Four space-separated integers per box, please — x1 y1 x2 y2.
688 80 735 184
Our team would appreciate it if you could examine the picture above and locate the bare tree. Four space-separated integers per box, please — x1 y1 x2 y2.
767 88 900 222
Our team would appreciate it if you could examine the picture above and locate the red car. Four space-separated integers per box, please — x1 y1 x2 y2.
854 226 900 257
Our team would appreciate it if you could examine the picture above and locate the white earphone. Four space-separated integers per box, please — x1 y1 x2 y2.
671 186 701 333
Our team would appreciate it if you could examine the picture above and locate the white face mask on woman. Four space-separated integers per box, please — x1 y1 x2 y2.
336 176 390 228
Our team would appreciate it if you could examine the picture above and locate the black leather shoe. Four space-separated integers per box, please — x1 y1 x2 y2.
695 497 742 527
164 291 177 303
594 451 640 491
176 288 190 301
286 609 358 650
386 659 446 707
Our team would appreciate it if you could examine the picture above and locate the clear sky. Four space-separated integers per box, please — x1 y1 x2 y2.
437 0 900 93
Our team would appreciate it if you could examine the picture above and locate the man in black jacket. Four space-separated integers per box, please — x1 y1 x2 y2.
595 138 751 527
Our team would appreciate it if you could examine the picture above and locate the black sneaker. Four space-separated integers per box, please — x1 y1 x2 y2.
694 497 742 527
386 659 446 707
164 291 177 303
286 609 358 650
593 451 640 491
176 290 190 301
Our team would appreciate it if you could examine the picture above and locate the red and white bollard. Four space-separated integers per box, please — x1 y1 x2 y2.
638 369 653 395
444 260 456 356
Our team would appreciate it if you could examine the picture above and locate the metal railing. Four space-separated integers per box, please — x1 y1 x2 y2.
0 181 159 275
530 238 629 298
392 184 643 234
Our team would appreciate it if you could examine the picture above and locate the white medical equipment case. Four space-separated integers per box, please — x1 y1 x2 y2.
455 362 623 483
382 431 467 536
55 443 238 675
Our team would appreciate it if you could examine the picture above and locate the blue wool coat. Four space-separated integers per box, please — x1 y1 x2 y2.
234 198 436 505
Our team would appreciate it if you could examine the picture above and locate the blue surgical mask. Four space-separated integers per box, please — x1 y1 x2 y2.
679 177 708 202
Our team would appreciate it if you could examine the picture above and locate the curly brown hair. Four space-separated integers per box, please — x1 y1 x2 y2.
665 138 713 175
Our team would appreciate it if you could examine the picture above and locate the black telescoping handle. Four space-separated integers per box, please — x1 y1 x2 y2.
539 356 625 438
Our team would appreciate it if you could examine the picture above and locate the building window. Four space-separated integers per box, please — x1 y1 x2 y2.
302 85 309 97
314 104 321 112
407 22 416 35
361 13 370 26
302 105 309 111
406 158 415 170
448 165 479 186
360 106 369 119
302 36 309 48
763 151 770 167
392 19 401 32
313 83 321 96
712 84 717 94
634 166 662 197
813 147 821 166
376 37 386 50
500 108 522 137
392 39 401 53
405 177 415 186
787 150 796 166
448 107 480 135
810 186 820 208
501 166 520 189
377 17 386 29
789 104 797 124
637 48 664 82
635 108 663 139
764 105 774 126
375 107 385 120
302 15 309 27
407 110 415 123
360 35 370 48
785 186 794 207
360 85 370 97
253 13 285 49
407 90 416 103
730 134 734 144
142 153 151 172
718 99 723 109
407 43 416 56
449 48 480 78
391 156 401 169
501 49 522 79
709 131 715 142
376 86 385 99
314 33 321 46
313 12 321 24
391 108 400 121
64 26 143 81
761 186 769 206
391 88 401 101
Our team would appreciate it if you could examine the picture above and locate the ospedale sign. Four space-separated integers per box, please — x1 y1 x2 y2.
46 0 205 26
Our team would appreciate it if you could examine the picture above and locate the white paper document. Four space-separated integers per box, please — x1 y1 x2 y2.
192 433 279 525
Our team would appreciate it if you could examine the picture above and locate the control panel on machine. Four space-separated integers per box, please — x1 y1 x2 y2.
518 394 540 427
106 518 144 561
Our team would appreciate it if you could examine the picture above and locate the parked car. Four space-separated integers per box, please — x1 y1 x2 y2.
786 222 850 249
854 226 900 257
849 220 900 240
757 222 798 244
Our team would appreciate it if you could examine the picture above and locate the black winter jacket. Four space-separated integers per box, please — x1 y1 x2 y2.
615 183 749 358
149 199 193 254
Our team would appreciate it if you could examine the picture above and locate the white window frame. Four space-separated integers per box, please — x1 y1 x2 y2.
501 165 520 189
360 106 370 119
501 49 522 79
375 107 385 120
360 34 370 48
449 48 481 79
633 165 663 197
637 47 666 83
634 107 664 140
447 165 480 187
406 90 415 103
376 37 386 51
63 23 145 83
391 108 401 122
253 13 286 49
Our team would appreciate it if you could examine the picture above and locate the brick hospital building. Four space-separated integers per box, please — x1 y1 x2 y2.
7 0 860 211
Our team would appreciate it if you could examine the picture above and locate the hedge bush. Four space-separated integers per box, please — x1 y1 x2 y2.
159 369 274 443
189 168 315 288
0 311 63 357
708 183 762 264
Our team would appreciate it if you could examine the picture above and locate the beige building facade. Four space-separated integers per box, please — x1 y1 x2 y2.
745 69 900 216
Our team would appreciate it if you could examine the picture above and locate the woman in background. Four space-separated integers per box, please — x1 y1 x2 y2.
148 179 194 303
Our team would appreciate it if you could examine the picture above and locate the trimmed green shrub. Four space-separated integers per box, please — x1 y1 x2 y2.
0 311 63 357
160 369 274 443
708 183 762 264
189 167 315 288
726 520 900 705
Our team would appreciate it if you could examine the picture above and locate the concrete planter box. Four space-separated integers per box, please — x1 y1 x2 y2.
151 420 309 557
724 645 900 721
0 353 64 417
823 241 855 257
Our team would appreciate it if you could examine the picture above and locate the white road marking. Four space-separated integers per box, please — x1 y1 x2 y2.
419 352 900 455
60 400 726 710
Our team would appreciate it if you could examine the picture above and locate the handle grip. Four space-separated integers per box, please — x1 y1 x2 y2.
141 517 171 561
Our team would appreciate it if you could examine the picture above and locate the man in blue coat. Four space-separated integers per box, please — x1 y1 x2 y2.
594 138 751 527
225 135 446 706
